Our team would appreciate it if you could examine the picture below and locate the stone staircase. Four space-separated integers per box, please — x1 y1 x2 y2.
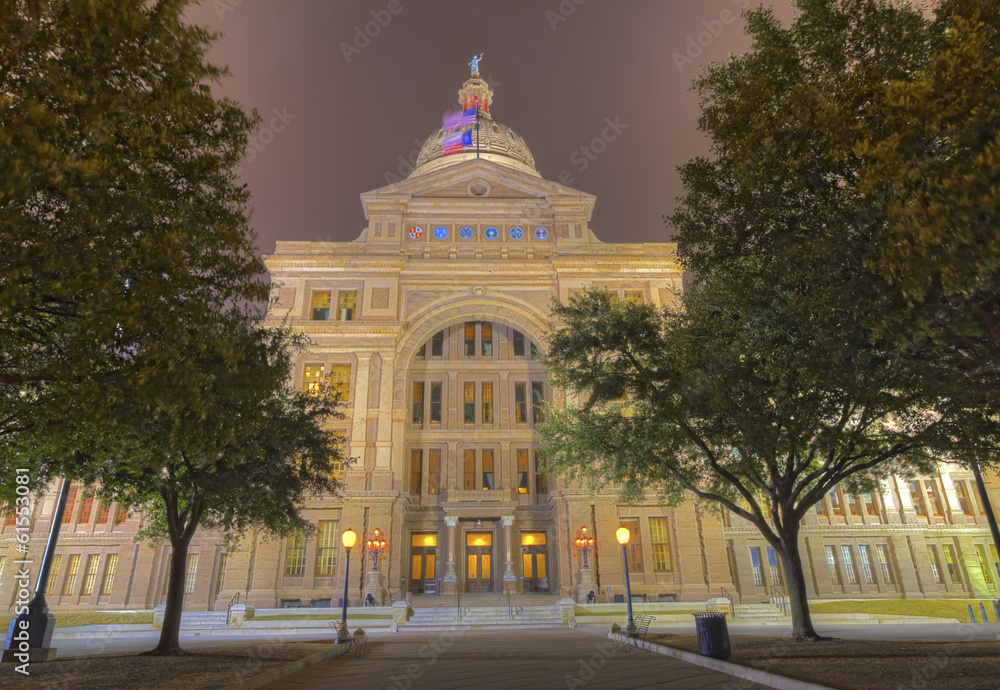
177 611 231 630
732 603 792 625
403 593 565 630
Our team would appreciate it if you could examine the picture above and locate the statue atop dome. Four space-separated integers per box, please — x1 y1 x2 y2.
468 53 484 75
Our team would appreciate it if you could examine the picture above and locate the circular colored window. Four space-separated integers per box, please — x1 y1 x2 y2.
459 226 474 239
509 227 524 240
408 226 423 240
484 226 499 240
534 226 549 240
434 226 449 240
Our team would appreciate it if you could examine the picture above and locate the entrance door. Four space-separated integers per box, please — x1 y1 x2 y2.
410 533 437 594
521 532 550 592
465 532 493 593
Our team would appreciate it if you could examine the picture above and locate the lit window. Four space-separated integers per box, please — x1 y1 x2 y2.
185 555 199 594
428 450 441 495
410 450 422 495
976 545 993 584
303 364 324 395
482 450 494 490
330 431 346 480
858 545 875 584
482 322 493 357
815 497 827 517
517 450 529 494
101 554 118 595
620 519 642 572
46 555 62 595
862 491 878 516
849 495 862 517
841 546 857 584
63 555 81 595
464 450 476 490
515 383 527 423
311 291 331 320
78 495 93 524
876 544 894 583
649 518 672 571
285 535 306 576
825 545 840 585
336 291 357 321
482 382 493 423
96 502 110 525
316 522 339 576
464 382 475 423
62 485 77 525
624 291 643 305
329 364 351 400
82 555 100 595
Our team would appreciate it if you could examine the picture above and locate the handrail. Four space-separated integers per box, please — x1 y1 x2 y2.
768 585 788 616
226 592 240 625
456 588 461 622
720 586 737 620
507 590 513 620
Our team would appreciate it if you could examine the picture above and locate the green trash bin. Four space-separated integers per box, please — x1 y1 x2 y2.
693 612 731 660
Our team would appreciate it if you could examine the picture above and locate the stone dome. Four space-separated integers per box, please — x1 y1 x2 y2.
411 73 539 178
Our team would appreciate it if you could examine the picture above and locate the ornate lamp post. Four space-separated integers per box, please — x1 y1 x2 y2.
575 526 595 569
366 528 387 571
616 526 635 632
340 527 357 637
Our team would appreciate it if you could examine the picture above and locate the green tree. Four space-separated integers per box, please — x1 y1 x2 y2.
0 0 262 475
59 320 346 656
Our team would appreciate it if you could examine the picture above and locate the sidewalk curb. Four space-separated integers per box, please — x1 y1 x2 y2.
222 641 355 690
608 633 834 690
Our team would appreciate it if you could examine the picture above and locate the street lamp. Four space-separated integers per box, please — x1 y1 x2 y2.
616 526 635 632
340 527 357 638
366 528 387 571
574 526 595 569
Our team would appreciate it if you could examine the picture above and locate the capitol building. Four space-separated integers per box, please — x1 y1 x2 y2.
4 71 1000 614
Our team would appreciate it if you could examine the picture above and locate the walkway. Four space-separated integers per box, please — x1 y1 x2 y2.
266 627 766 689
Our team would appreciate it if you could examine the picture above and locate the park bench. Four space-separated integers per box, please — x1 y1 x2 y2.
621 614 655 653
332 620 369 657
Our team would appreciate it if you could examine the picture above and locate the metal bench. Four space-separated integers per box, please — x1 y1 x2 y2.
621 614 655 653
332 620 369 657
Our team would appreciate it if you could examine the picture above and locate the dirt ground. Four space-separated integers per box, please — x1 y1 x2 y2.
0 641 332 689
647 634 1000 690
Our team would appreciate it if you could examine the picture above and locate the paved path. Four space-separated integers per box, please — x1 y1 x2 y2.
267 627 766 690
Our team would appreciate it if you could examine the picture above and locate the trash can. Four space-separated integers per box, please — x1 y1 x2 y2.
693 612 731 660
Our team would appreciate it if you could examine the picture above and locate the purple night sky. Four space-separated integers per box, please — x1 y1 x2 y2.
183 0 797 256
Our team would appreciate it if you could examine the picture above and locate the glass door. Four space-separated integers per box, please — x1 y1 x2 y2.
520 532 549 592
465 532 493 593
410 533 438 594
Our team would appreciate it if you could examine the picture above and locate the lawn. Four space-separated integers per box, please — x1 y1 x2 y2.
248 612 389 621
0 611 154 631
810 598 998 623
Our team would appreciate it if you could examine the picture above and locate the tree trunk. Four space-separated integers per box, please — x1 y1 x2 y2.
777 527 828 642
142 531 194 655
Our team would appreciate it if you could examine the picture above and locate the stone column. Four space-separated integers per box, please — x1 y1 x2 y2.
502 516 516 591
443 516 458 594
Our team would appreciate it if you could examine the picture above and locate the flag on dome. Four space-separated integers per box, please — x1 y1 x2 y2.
442 106 476 131
441 130 473 156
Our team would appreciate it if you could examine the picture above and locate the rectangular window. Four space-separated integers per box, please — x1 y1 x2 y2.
649 518 672 571
330 431 346 481
336 290 357 321
815 497 827 517
927 546 943 583
285 535 306 576
830 488 844 516
750 547 764 586
532 382 545 425
412 381 424 424
482 449 494 490
513 329 525 357
303 364 324 395
185 555 199 594
991 545 1000 580
909 481 926 516
482 382 493 423
926 481 943 516
976 545 994 584
863 491 878 516
311 290 331 320
215 553 228 594
876 544 894 584
96 502 110 525
430 383 442 423
825 546 840 585
431 330 444 357
465 322 476 357
841 546 857 584
766 547 782 585
942 544 961 583
517 449 529 494
410 450 422 495
82 554 100 595
624 291 643 305
62 485 77 524
78 495 93 524
101 554 118 595
329 364 351 400
316 522 339 576
416 343 426 358
515 383 527 423
849 495 862 517
428 450 441 495
63 554 81 595
620 519 643 573
481 322 492 356
534 451 549 494
858 545 875 584
464 382 476 423
464 450 476 490
954 480 973 516
46 555 62 595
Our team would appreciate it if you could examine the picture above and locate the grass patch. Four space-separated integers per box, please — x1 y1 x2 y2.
248 612 389 621
0 611 154 631
810 598 994 623
574 606 704 617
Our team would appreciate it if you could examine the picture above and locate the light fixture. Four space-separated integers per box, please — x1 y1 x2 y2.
475 519 482 528
616 527 630 545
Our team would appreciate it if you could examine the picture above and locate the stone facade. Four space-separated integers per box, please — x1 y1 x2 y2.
3 73 1000 613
